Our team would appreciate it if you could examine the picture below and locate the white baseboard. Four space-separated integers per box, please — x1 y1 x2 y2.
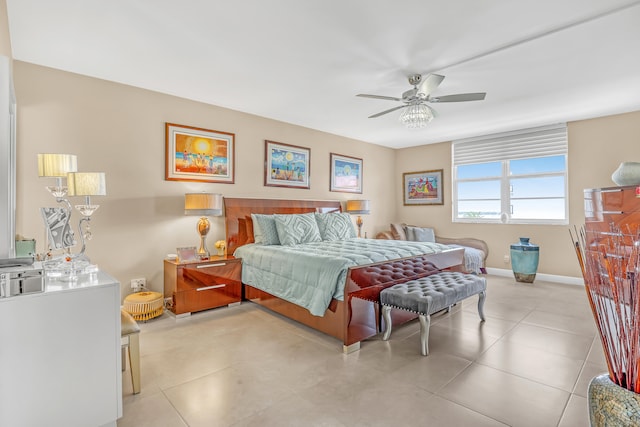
485 267 584 286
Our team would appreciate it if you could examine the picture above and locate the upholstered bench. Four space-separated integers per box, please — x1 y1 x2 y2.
380 272 487 355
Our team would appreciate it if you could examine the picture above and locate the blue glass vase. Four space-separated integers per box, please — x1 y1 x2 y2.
510 237 539 283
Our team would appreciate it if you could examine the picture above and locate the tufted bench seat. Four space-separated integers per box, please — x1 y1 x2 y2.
380 272 487 355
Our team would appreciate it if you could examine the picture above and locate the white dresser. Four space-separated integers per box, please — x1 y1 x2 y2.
0 270 122 427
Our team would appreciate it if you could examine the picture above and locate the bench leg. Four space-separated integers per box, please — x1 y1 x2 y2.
419 314 431 356
381 305 392 340
478 290 486 322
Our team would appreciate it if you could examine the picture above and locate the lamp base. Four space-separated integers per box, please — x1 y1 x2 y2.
197 217 211 259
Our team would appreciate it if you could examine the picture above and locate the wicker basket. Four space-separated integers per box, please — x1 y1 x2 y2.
123 291 164 321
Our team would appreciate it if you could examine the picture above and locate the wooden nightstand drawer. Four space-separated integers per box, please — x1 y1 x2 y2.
164 257 242 315
172 282 241 315
177 260 241 292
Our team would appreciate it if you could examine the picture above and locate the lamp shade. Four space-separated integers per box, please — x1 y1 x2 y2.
38 153 78 177
184 193 223 216
345 199 370 214
67 172 107 196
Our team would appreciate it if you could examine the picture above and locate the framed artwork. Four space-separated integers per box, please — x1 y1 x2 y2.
403 169 444 205
330 153 363 193
165 123 235 183
264 140 310 189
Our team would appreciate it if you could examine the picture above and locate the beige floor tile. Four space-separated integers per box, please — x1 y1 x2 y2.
503 323 593 360
438 364 570 427
573 362 609 398
521 309 597 337
586 335 608 368
232 394 348 427
119 391 187 427
164 366 294 426
418 395 509 427
386 352 472 392
434 307 518 338
426 322 502 360
476 340 584 392
558 394 590 427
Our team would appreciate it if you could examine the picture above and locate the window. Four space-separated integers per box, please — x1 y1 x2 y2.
452 124 568 225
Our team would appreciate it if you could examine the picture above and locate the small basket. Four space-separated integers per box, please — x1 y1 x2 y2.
123 291 164 321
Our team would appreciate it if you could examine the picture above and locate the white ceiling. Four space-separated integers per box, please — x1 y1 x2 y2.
6 0 640 149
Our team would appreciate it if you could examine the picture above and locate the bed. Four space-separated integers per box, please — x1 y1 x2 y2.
224 197 465 352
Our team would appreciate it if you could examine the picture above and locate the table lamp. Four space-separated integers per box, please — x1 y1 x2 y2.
67 172 106 258
185 193 223 259
346 199 370 238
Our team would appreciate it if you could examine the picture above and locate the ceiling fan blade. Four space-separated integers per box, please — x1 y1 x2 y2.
357 94 402 102
429 93 486 103
417 73 445 96
368 105 407 118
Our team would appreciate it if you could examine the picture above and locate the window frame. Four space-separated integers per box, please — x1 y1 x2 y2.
452 124 568 225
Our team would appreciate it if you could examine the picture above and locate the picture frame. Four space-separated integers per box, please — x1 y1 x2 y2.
403 169 444 205
264 140 310 189
165 123 235 183
176 246 197 263
330 153 363 193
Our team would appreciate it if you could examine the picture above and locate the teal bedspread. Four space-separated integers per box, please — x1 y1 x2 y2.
235 238 450 316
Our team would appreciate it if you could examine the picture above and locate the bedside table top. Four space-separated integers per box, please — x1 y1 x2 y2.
164 255 240 267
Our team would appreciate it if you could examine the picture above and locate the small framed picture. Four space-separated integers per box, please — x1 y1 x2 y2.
403 169 444 205
176 246 197 263
330 153 363 193
165 123 235 183
264 140 310 189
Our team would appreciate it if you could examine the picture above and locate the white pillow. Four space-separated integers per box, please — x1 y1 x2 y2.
251 214 281 245
314 212 356 241
404 225 435 243
273 213 322 245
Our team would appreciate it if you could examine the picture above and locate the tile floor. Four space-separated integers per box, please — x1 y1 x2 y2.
118 275 605 427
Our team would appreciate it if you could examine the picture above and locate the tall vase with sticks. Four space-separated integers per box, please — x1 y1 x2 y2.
571 223 640 425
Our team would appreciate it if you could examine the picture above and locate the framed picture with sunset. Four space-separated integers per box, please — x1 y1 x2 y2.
165 123 235 183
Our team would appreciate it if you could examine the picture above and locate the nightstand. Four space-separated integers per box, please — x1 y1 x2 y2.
164 256 242 315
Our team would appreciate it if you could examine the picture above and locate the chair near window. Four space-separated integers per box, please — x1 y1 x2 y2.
121 309 141 394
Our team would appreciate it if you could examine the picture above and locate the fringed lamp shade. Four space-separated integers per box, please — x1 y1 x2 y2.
37 153 78 177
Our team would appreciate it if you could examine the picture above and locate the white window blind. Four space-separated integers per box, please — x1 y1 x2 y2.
453 124 567 165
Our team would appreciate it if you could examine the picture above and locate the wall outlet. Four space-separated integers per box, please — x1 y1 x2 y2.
130 278 146 290
503 255 510 263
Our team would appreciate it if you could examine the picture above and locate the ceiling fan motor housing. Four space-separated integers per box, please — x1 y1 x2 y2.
408 74 422 86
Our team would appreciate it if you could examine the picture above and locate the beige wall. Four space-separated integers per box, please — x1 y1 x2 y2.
395 110 640 278
0 0 11 58
14 61 395 298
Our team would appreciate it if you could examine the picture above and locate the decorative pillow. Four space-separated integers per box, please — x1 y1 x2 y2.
315 212 356 241
251 214 281 245
274 213 322 245
404 225 435 243
390 223 407 240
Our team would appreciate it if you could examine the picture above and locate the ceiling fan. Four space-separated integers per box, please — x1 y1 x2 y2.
357 73 486 128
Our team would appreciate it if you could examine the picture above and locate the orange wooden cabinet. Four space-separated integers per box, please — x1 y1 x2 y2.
163 257 242 315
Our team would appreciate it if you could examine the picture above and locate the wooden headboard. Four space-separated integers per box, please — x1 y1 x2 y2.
223 198 342 255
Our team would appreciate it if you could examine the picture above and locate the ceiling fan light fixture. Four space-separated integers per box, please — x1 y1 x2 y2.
399 103 433 129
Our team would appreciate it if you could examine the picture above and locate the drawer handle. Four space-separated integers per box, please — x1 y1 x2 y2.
196 263 226 268
196 284 226 291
